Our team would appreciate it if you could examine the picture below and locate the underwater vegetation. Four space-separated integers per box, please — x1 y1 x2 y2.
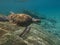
0 10 60 45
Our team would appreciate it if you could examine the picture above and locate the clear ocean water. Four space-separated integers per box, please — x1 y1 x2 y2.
0 0 60 44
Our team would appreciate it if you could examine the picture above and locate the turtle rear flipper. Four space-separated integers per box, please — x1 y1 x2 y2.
9 11 15 14
19 26 31 37
0 16 9 22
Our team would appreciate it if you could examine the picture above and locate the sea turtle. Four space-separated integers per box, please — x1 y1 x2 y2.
8 12 40 26
7 12 40 37
0 12 40 37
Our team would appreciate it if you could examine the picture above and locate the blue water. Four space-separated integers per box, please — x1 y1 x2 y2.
0 0 60 38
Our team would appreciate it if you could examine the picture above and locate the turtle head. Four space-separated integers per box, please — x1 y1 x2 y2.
32 18 41 23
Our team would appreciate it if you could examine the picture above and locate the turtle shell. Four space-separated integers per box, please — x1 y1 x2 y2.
8 14 32 26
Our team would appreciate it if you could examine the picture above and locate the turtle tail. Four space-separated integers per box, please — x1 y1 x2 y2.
0 16 9 22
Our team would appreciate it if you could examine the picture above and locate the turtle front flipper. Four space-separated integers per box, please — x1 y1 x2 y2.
19 26 31 37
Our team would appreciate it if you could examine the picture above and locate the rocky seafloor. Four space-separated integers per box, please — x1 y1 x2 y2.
0 21 60 45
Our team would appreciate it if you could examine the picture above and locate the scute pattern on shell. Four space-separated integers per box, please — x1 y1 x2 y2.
8 14 32 26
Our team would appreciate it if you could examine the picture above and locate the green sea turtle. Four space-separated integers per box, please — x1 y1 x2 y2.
0 12 40 37
7 12 40 37
8 12 40 26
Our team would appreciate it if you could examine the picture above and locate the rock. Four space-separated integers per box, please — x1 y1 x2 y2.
0 30 7 37
0 21 60 45
0 33 27 45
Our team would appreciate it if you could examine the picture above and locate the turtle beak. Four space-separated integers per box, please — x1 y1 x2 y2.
32 18 41 22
